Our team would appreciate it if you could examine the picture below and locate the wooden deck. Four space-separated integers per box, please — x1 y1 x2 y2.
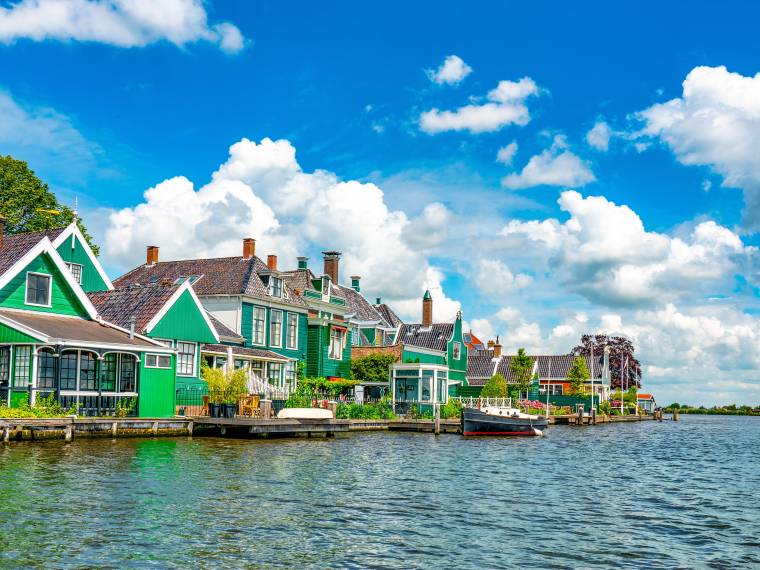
1 417 192 442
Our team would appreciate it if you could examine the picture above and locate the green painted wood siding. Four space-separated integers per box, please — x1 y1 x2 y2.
138 357 176 417
0 322 44 343
402 348 446 365
55 234 109 292
240 302 307 361
447 317 468 383
305 324 351 378
149 290 217 344
0 253 87 316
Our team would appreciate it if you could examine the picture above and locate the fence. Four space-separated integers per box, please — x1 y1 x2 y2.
57 394 138 417
451 396 513 409
174 385 288 417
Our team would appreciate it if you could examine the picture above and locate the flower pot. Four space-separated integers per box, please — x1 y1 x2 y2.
209 403 221 418
222 403 237 418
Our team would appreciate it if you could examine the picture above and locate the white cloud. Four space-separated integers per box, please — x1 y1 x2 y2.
427 55 472 86
0 0 246 53
103 137 460 319
496 141 518 165
502 135 596 189
0 89 98 181
474 259 532 297
419 77 539 134
586 120 612 151
500 190 755 307
636 65 760 230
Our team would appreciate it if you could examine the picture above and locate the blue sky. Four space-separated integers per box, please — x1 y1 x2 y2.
2 0 760 405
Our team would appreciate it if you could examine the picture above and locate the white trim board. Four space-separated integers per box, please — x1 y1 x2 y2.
51 223 114 291
143 281 220 343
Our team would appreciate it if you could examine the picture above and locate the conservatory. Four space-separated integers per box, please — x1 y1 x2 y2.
390 363 454 414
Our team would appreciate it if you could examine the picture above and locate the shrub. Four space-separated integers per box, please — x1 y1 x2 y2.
335 402 395 420
598 401 611 415
440 398 462 419
351 354 396 384
480 373 508 398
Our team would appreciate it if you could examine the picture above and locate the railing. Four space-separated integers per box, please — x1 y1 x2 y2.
451 396 513 409
247 372 291 399
58 394 138 417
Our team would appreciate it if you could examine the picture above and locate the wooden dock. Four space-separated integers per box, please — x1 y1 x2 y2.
1 417 192 442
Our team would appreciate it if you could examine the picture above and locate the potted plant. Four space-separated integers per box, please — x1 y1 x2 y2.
221 368 248 418
203 365 225 418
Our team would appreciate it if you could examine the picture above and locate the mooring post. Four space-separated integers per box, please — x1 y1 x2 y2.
434 403 441 435
187 421 194 436
152 421 159 436
577 405 584 426
111 422 118 438
673 409 679 422
261 399 272 419
2 426 9 443
591 407 597 425
64 424 73 443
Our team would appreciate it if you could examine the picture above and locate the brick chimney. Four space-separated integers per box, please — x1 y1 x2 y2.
487 340 495 349
267 255 277 271
422 289 432 326
493 337 502 358
146 245 159 266
322 251 341 284
351 276 361 292
0 216 4 250
297 256 308 270
243 238 255 259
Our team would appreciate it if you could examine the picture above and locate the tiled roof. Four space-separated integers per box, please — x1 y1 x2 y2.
495 354 603 383
201 343 289 361
374 303 403 328
207 312 244 342
88 284 177 332
113 256 305 308
398 323 453 352
333 284 388 324
280 268 316 293
637 393 654 400
467 350 498 383
0 227 66 274
0 309 159 348
463 331 486 351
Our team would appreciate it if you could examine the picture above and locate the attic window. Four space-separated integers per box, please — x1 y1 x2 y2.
148 276 159 284
174 275 201 285
269 276 283 298
25 272 52 307
65 262 83 284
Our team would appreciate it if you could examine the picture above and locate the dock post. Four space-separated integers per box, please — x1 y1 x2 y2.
2 426 9 443
673 410 679 422
64 424 73 443
261 399 272 419
111 422 118 438
591 407 597 425
577 406 584 426
434 404 441 436
152 421 159 436
187 421 194 436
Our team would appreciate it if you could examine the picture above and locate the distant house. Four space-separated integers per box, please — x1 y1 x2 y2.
637 393 656 412
390 291 468 411
114 239 308 393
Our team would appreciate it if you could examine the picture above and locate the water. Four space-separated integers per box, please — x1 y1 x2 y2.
1 416 758 569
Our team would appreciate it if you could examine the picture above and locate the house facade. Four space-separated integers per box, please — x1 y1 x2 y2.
0 222 176 417
114 240 309 394
390 291 468 411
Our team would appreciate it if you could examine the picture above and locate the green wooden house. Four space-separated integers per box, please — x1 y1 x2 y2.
114 239 308 394
282 256 352 378
0 223 177 417
390 291 468 412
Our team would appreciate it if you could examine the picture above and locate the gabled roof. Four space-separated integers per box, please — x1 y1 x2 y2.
466 350 498 383
494 354 603 383
88 281 219 342
201 343 289 362
0 235 99 319
50 223 114 290
463 331 485 351
113 256 305 308
398 323 454 352
637 393 654 400
332 283 389 325
207 312 244 342
374 303 403 328
0 227 66 275
280 268 316 293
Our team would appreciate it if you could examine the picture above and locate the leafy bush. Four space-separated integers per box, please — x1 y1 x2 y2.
351 354 397 384
201 364 248 404
0 393 77 418
598 401 611 415
335 402 395 419
440 398 462 419
480 373 508 398
115 397 137 418
405 404 434 419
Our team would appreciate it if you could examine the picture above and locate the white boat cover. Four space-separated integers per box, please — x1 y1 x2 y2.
277 408 334 420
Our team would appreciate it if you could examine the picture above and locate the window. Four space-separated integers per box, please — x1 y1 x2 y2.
37 349 57 389
285 361 296 386
252 306 266 345
269 277 283 298
79 351 97 391
173 275 201 285
153 338 173 348
270 310 283 347
351 325 361 346
60 352 77 390
25 273 51 307
250 360 264 378
13 346 31 387
329 327 345 360
420 378 431 402
286 313 298 349
234 359 249 371
120 355 137 392
65 262 83 284
267 362 282 386
101 353 117 392
176 342 197 376
452 342 462 360
0 347 9 386
214 356 227 369
145 354 172 369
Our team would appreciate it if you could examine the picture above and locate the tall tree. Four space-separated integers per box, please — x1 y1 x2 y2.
509 347 534 399
570 334 641 389
0 155 99 254
567 357 590 396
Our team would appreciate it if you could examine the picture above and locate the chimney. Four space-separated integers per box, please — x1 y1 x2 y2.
376 297 381 305
146 245 159 266
243 238 256 260
422 289 433 326
322 251 341 284
0 216 4 250
351 276 361 292
487 340 495 349
267 255 277 271
493 336 502 358
297 256 308 270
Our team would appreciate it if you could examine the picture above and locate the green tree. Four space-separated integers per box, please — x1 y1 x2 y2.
567 357 590 396
480 373 508 398
0 155 99 254
509 347 534 399
351 353 397 384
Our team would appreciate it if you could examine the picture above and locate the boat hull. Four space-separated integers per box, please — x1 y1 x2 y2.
462 408 549 437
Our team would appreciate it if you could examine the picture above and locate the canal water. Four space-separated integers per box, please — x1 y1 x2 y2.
1 415 758 569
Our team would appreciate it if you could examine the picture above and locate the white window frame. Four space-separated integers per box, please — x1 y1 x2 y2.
176 341 197 377
286 312 298 350
269 276 283 298
328 327 345 360
65 262 83 284
153 338 173 348
452 341 462 360
25 272 53 308
145 353 172 369
252 306 266 346
270 309 283 348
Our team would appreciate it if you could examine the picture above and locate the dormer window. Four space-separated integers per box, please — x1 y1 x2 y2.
25 272 52 307
174 275 201 285
269 276 283 298
65 262 83 284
